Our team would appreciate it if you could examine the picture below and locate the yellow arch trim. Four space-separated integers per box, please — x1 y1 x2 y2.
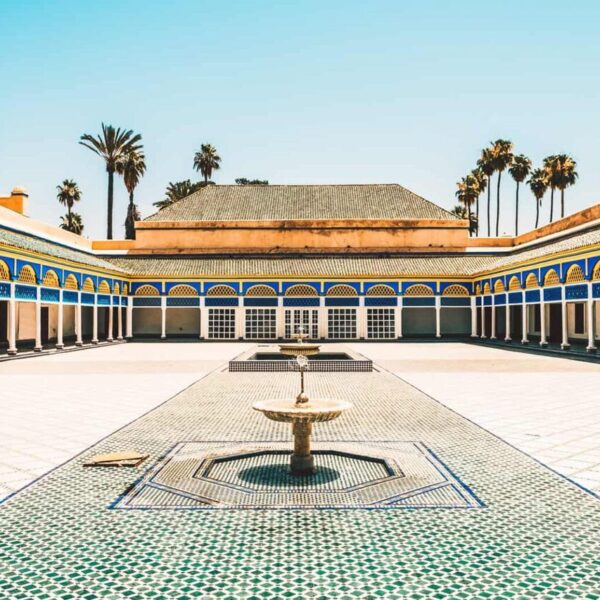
0 260 11 281
404 284 434 297
245 284 276 297
565 264 585 284
168 284 198 296
326 284 358 297
18 265 37 284
544 269 560 287
42 270 60 288
443 284 469 297
285 284 319 297
135 284 160 296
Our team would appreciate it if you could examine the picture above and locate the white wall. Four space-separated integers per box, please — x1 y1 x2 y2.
166 308 199 335
402 308 435 336
133 308 161 335
440 308 470 334
16 302 35 340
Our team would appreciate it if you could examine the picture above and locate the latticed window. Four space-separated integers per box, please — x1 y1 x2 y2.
366 284 396 296
0 261 10 281
64 274 79 290
123 284 129 295
483 283 491 295
565 265 585 284
18 266 36 284
367 308 395 339
245 309 276 339
475 284 481 295
404 284 434 297
42 270 60 288
285 309 319 339
285 284 318 297
493 280 505 293
135 284 160 296
98 280 110 294
208 308 236 339
113 283 121 295
544 270 560 286
525 274 539 289
82 278 95 292
327 308 357 339
245 284 276 297
326 284 358 297
206 284 236 297
593 263 600 281
508 277 521 291
168 284 198 296
443 284 469 297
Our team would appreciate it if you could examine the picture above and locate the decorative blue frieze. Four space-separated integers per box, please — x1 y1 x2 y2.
133 297 161 307
483 296 492 306
97 294 111 306
283 298 320 307
0 282 10 298
41 288 60 303
441 297 470 307
113 296 120 306
565 284 587 300
325 297 360 307
494 294 506 306
63 291 78 304
525 290 540 303
365 297 397 307
508 292 522 305
243 297 277 307
204 297 239 307
121 297 128 306
81 293 95 306
15 284 36 301
167 297 200 307
593 283 600 299
403 297 435 307
543 287 562 302
476 297 481 306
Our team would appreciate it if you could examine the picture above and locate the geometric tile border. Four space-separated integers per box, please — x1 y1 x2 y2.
111 441 484 510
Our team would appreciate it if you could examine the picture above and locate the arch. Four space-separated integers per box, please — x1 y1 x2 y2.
525 273 539 289
64 274 79 290
508 276 521 291
565 264 585 284
168 284 199 297
443 284 469 297
493 280 505 293
404 284 434 297
366 284 396 297
123 284 129 295
98 280 111 294
18 265 37 284
285 284 319 297
245 284 277 297
82 277 95 292
206 284 237 297
593 262 600 281
0 260 11 281
135 284 160 296
475 284 481 295
482 283 491 295
113 282 121 295
544 269 560 287
42 270 60 288
326 284 358 297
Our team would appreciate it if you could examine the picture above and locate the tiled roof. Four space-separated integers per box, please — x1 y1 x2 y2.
108 254 496 278
0 227 126 273
144 184 458 222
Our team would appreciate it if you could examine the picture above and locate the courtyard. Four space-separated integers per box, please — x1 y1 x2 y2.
1 342 599 597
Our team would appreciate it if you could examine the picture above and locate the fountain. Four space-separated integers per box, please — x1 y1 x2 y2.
253 328 352 475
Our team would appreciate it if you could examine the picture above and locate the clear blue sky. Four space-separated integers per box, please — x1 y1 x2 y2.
1 0 599 239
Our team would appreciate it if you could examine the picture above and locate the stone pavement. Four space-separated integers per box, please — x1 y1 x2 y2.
0 342 251 500
351 342 600 494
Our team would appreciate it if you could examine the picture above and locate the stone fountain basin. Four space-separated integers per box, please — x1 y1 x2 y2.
252 399 352 423
278 344 321 357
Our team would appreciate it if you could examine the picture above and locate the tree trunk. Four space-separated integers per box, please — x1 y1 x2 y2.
515 182 519 236
107 169 114 239
550 188 554 223
561 188 565 219
125 192 136 241
475 196 479 237
486 177 491 237
495 171 502 237
535 199 539 229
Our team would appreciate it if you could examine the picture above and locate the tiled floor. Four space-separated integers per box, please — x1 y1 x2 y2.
0 342 251 499
351 342 600 494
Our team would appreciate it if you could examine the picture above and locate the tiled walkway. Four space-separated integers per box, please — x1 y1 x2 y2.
351 342 600 494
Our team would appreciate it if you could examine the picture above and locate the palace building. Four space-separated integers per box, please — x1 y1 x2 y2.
0 183 599 354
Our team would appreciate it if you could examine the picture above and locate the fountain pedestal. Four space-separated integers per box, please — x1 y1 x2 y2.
291 420 314 475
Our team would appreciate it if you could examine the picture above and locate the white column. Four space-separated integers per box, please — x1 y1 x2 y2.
480 302 486 338
490 296 496 340
117 299 123 340
358 297 366 339
126 301 133 338
34 290 42 352
435 295 441 338
92 295 99 344
587 283 596 352
75 293 83 346
235 304 244 339
161 296 167 339
396 299 403 338
56 291 64 349
539 299 547 346
7 282 17 355
276 297 285 339
470 296 477 337
561 290 569 349
318 298 327 339
521 300 529 344
504 302 511 342
107 298 114 342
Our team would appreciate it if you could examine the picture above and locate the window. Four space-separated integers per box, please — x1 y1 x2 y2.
367 308 395 339
574 303 585 334
245 309 276 339
208 308 236 339
285 309 319 339
328 308 357 339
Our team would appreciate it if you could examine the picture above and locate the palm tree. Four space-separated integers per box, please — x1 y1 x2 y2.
60 212 84 234
153 180 206 210
56 179 82 221
117 150 146 240
490 139 514 236
528 168 548 229
193 144 221 183
553 154 578 219
455 174 480 236
508 154 532 236
477 148 495 236
450 204 478 236
470 168 487 237
542 155 560 223
235 178 268 185
79 123 143 239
